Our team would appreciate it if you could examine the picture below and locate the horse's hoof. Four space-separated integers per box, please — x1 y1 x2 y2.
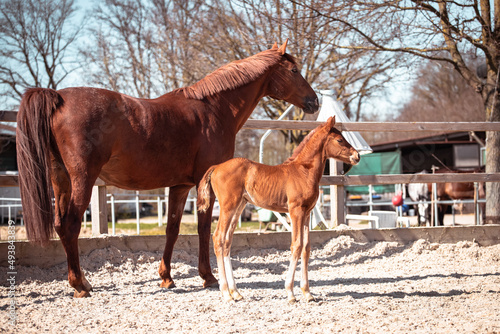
203 275 219 289
288 297 297 304
82 277 93 292
73 289 91 298
160 279 176 289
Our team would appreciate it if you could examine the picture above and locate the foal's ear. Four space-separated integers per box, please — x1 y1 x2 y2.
271 42 278 50
326 116 336 130
278 39 288 55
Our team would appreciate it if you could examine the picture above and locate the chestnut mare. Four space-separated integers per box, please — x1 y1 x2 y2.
16 41 319 297
198 116 360 303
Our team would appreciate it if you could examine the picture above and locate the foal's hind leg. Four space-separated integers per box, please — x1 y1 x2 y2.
223 200 246 301
285 208 307 303
52 161 95 297
213 199 246 302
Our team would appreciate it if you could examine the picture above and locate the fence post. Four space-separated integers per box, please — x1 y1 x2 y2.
157 196 162 227
135 191 140 235
111 194 116 235
329 159 345 227
91 179 108 235
164 187 169 225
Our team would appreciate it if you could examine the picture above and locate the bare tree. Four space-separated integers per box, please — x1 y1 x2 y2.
398 60 484 122
0 0 82 106
81 0 156 98
298 0 500 224
203 0 402 148
81 0 212 98
367 58 484 144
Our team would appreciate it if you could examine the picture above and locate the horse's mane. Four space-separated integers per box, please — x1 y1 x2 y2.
175 50 296 100
283 128 319 164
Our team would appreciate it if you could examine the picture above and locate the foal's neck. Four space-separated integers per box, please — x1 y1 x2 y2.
290 138 328 182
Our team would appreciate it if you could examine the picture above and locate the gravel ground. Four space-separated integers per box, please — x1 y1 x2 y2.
1 235 500 333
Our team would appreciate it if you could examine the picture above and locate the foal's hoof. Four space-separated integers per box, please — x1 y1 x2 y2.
230 289 243 301
203 275 219 289
73 289 91 298
305 295 316 303
222 292 235 303
160 279 176 289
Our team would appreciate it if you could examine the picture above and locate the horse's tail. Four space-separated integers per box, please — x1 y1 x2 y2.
197 165 217 212
16 88 61 246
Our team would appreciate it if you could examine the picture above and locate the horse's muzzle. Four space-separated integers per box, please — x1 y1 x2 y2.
303 96 319 114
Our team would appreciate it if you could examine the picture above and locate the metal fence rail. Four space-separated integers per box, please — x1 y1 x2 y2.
2 110 500 235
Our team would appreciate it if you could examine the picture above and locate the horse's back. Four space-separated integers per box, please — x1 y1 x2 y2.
51 87 221 189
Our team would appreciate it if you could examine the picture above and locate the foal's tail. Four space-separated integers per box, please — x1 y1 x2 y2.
197 165 217 212
16 88 61 246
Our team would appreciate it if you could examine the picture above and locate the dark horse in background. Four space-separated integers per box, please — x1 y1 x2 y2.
409 168 485 226
16 41 319 297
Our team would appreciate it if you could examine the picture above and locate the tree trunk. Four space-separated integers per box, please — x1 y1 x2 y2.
485 130 500 224
484 75 500 224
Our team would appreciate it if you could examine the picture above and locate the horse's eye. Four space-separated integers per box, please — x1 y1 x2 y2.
337 139 343 143
291 67 298 73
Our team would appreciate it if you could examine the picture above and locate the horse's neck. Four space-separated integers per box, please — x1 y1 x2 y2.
210 76 269 131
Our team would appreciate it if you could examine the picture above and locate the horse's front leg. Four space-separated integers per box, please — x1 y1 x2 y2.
300 218 315 302
285 208 306 303
159 185 191 288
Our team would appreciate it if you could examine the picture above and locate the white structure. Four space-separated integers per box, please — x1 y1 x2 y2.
317 90 372 155
318 90 372 227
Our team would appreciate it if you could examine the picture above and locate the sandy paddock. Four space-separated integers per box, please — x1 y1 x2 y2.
1 235 500 333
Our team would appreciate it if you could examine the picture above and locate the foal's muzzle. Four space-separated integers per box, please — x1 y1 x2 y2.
350 152 360 165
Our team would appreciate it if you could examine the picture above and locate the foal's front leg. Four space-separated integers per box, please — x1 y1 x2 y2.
285 208 307 303
300 220 315 302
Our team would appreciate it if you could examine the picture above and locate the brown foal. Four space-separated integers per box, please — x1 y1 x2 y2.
198 116 360 303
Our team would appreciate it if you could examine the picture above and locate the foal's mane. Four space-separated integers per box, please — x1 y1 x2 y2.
176 49 296 100
283 127 323 164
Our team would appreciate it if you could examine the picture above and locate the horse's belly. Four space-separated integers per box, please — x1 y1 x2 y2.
99 156 194 190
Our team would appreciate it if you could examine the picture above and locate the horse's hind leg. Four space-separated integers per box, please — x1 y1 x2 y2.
159 185 208 288
52 161 95 297
196 198 218 288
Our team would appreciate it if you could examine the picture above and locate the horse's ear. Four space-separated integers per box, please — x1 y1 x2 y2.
271 42 278 50
278 39 288 55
